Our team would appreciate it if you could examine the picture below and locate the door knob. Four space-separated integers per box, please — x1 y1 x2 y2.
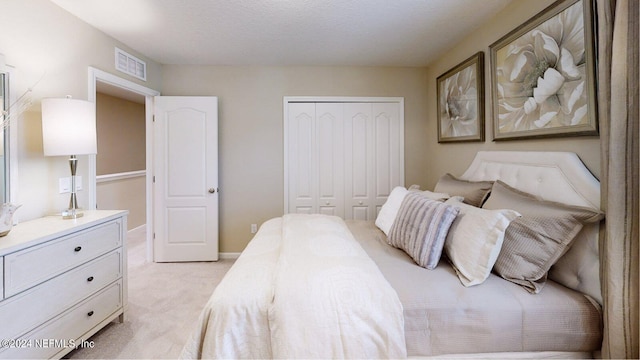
208 188 215 194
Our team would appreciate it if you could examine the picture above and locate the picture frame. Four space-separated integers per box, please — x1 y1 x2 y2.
437 51 485 143
489 0 598 140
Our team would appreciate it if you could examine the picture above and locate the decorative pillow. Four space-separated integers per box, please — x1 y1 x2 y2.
421 190 450 202
434 173 493 207
375 186 408 236
444 197 520 287
388 192 459 269
483 181 605 293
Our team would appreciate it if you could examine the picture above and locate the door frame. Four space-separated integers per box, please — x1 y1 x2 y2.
283 96 405 215
88 67 160 261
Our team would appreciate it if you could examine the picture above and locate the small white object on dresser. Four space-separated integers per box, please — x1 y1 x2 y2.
0 210 128 359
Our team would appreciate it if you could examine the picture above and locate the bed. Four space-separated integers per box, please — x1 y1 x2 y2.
180 151 604 359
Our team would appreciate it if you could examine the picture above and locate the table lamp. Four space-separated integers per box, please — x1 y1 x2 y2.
41 96 97 219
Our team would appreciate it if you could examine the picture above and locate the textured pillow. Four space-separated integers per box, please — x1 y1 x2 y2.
483 181 605 293
375 186 408 236
434 173 493 207
388 192 459 269
444 197 521 286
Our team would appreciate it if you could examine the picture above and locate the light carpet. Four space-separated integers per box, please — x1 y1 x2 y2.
65 229 235 359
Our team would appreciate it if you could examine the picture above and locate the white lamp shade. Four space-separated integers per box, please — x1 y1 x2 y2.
41 98 97 156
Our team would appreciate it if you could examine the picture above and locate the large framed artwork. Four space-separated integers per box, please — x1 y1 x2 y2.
489 0 598 140
437 51 485 143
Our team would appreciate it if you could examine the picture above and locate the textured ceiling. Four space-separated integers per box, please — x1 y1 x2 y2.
51 0 513 67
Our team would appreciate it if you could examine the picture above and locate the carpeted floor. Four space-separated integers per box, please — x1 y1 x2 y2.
65 228 235 359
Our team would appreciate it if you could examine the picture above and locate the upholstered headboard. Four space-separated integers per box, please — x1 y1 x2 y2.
460 151 602 304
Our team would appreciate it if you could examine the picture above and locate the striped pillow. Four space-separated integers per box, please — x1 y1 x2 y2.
484 181 605 293
388 191 459 269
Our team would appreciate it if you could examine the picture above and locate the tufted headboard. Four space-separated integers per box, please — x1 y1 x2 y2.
460 151 602 304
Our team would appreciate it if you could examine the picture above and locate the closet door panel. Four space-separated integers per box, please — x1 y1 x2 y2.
288 103 316 214
316 103 344 218
285 98 403 220
344 103 374 220
373 102 402 216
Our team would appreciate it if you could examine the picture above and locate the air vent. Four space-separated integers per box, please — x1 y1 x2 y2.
115 47 146 81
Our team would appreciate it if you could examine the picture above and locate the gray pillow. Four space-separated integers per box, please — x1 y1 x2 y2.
388 191 459 270
433 173 493 207
483 181 604 293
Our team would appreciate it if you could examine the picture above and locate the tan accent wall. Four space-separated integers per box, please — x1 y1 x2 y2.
423 0 601 189
95 92 146 230
161 66 430 252
96 92 145 175
97 176 146 230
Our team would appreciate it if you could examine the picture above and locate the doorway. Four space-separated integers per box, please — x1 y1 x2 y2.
88 67 160 261
95 83 146 228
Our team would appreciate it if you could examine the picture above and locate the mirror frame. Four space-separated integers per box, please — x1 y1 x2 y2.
0 55 17 206
0 64 9 204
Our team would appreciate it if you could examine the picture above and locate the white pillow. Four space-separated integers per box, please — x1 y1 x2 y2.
375 186 408 236
443 197 521 287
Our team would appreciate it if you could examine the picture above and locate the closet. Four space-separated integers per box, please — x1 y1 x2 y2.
284 97 404 221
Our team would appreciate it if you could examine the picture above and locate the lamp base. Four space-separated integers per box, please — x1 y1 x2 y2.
61 208 84 220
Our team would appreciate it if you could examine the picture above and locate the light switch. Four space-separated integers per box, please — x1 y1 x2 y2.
59 176 83 194
59 177 71 194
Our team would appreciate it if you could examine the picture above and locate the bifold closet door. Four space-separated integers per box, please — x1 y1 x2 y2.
287 103 344 217
344 102 402 220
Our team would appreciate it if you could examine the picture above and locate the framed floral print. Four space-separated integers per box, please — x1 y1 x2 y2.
489 0 597 140
437 52 485 143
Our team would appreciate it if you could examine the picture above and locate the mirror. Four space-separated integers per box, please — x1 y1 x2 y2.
0 71 8 204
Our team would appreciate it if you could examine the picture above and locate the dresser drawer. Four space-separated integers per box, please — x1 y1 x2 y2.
4 219 122 297
0 279 123 359
0 249 122 340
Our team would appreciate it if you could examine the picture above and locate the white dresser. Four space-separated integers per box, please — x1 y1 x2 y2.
0 210 128 359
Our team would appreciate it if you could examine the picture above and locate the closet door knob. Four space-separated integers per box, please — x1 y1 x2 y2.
358 201 363 205
87 276 94 282
74 246 82 252
208 188 215 194
87 311 94 317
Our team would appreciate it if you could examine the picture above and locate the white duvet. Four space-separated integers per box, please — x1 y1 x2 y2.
180 214 406 359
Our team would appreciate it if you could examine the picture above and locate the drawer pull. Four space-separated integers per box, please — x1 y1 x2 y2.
87 311 94 317
74 246 82 252
87 276 94 282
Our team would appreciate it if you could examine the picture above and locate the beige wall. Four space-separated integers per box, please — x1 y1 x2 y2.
95 92 146 230
97 176 146 230
423 0 601 190
96 92 145 175
0 0 161 222
161 65 430 252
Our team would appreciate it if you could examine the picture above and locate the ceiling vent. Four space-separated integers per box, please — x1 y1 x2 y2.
115 47 146 81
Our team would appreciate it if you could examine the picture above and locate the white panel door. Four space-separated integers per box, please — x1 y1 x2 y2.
287 103 316 214
344 103 374 220
373 102 402 217
344 102 402 220
153 96 218 262
287 103 344 217
316 103 344 217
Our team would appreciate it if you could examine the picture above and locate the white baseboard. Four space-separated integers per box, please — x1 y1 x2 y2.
219 252 240 260
128 224 146 237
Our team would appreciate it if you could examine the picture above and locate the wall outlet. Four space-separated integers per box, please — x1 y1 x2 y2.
250 223 258 234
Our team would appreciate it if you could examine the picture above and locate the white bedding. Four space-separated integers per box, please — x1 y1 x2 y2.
181 151 604 359
180 214 406 359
